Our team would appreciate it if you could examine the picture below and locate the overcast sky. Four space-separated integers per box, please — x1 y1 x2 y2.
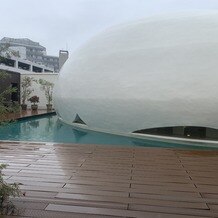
1 0 218 56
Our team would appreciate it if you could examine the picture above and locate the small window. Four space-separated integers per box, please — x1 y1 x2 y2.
73 114 86 125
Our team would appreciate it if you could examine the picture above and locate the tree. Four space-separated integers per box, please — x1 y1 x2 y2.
0 45 23 215
39 79 54 109
0 46 19 121
0 72 18 121
20 76 37 110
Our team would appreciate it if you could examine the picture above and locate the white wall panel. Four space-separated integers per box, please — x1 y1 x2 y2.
54 12 218 134
20 73 58 109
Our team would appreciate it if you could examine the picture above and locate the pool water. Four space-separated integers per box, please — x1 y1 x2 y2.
0 115 217 150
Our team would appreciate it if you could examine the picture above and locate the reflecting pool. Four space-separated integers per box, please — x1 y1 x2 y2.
0 115 217 150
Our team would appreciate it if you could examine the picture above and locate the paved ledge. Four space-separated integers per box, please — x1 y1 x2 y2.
1 141 218 217
0 109 55 122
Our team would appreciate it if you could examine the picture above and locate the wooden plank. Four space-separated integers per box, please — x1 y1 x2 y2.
1 141 218 218
46 204 215 217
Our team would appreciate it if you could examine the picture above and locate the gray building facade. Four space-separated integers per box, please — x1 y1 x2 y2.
0 37 60 72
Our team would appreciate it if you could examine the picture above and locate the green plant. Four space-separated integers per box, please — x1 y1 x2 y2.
38 79 54 105
28 95 39 105
1 44 19 121
0 72 18 122
0 164 22 215
21 77 37 105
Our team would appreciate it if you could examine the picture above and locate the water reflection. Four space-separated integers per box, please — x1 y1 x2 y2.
0 115 217 150
72 129 88 143
29 120 39 128
45 117 55 133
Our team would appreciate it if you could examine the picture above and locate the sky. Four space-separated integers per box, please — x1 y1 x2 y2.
1 0 218 56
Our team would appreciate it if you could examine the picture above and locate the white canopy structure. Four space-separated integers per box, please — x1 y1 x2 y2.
54 12 218 138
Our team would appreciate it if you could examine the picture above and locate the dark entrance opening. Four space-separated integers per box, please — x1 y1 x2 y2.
133 126 218 140
134 127 173 136
184 126 206 138
11 83 19 102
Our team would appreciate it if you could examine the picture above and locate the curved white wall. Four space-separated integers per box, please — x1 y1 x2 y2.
54 12 218 135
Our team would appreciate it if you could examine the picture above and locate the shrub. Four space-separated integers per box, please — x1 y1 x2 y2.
0 164 22 215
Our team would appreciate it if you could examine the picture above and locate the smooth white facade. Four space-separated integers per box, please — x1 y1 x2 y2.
54 12 218 135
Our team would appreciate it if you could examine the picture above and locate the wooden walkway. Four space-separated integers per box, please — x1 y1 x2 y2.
1 141 218 217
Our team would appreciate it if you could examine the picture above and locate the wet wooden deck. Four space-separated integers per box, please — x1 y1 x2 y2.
1 141 218 217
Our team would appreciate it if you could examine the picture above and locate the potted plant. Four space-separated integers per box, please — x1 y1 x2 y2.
21 77 37 110
38 79 54 111
28 95 39 111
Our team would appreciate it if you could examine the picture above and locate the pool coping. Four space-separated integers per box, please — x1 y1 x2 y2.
16 111 56 121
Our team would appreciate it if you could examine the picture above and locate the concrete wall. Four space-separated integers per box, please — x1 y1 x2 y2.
59 50 69 70
20 73 58 109
10 46 27 59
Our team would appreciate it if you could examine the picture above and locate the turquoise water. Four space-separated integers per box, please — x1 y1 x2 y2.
0 115 217 150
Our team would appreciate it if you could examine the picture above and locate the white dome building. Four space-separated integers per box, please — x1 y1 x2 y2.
54 12 218 141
